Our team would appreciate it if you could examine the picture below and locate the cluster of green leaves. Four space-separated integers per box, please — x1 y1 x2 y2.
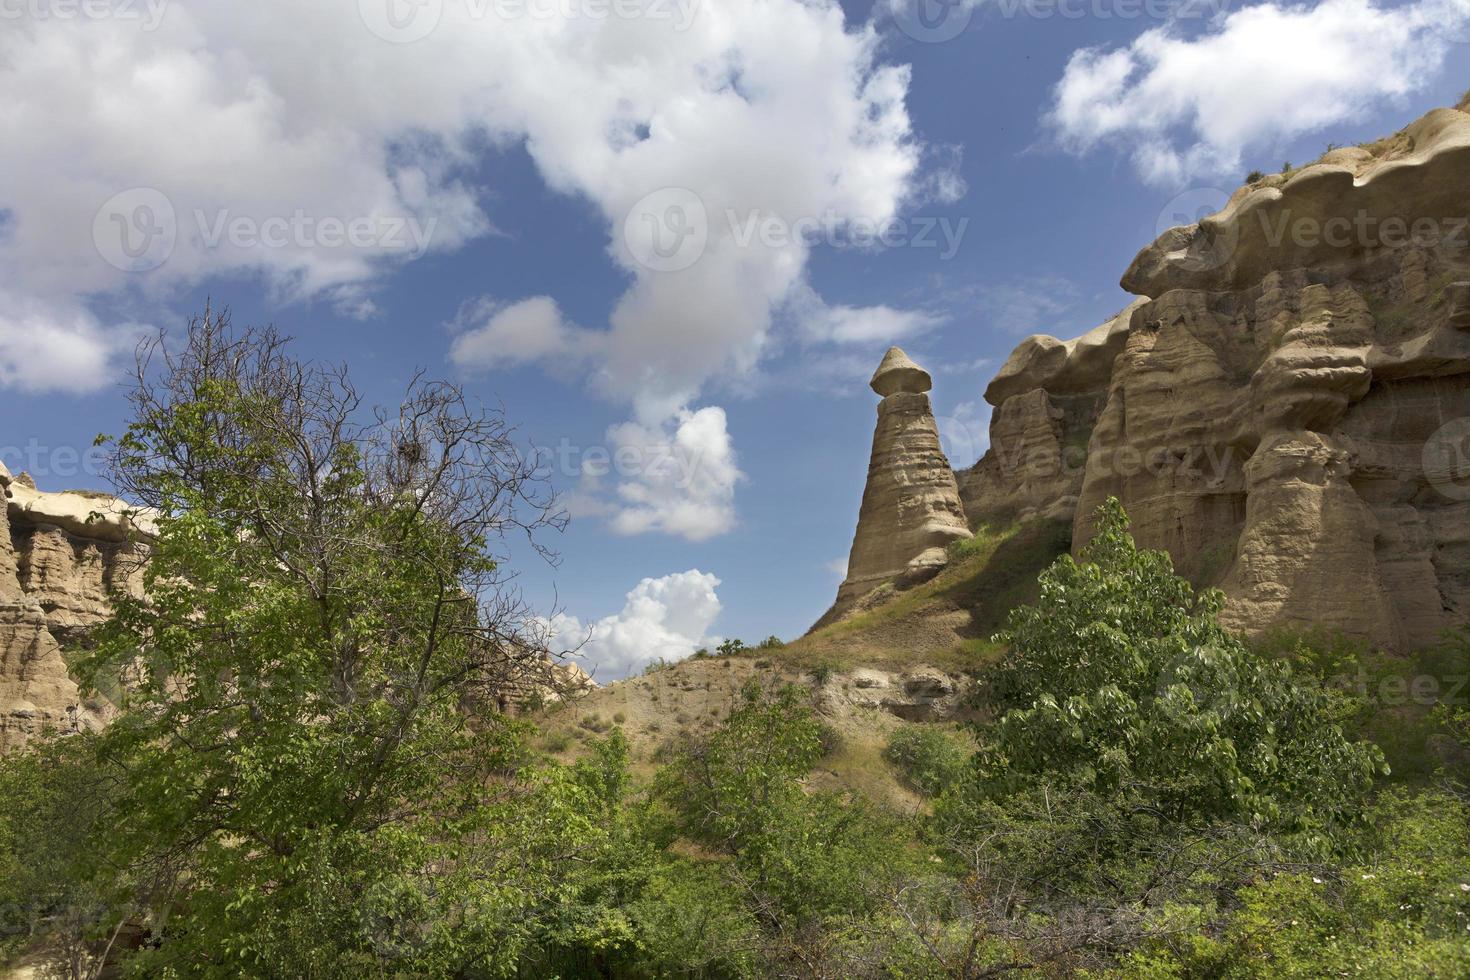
1114 790 1470 977
884 726 968 798
974 498 1384 837
657 682 914 928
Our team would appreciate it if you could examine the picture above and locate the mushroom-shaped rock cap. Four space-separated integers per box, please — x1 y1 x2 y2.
870 346 932 397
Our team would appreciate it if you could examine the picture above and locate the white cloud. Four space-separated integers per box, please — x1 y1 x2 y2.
1 0 926 404
544 570 723 679
0 291 143 395
1047 0 1467 184
784 282 947 345
599 407 742 542
449 296 593 374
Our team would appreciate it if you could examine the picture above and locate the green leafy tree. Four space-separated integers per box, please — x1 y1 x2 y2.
1113 790 1470 978
917 500 1389 975
65 310 646 975
974 497 1384 834
0 738 124 979
884 727 968 798
657 681 916 973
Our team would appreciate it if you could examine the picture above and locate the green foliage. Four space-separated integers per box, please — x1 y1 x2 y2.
717 638 748 658
976 498 1384 836
0 738 122 971
1254 626 1470 785
1246 169 1265 184
755 635 784 650
1114 791 1470 978
657 682 916 948
40 313 655 976
885 726 968 798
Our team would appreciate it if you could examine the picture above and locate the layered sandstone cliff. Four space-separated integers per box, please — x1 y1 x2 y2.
819 348 973 626
0 466 150 752
960 101 1470 652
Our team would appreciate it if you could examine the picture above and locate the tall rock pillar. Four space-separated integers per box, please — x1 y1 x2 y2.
817 348 972 628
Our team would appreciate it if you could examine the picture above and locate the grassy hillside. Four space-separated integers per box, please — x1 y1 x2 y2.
781 517 1073 673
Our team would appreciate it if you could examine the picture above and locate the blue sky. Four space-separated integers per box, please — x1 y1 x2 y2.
4 0 1466 678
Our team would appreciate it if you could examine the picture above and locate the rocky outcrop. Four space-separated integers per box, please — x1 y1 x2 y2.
819 348 972 626
813 665 972 722
958 100 1470 652
0 467 150 753
957 300 1145 524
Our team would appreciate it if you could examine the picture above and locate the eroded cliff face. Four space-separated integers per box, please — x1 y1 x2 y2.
0 466 149 753
960 101 1470 652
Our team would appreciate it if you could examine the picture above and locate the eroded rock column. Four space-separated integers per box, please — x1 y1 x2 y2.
818 348 972 627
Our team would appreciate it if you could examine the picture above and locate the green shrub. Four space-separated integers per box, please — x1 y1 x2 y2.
973 498 1384 837
885 726 968 797
1113 790 1470 977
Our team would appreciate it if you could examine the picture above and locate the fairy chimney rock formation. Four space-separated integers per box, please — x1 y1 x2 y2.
817 348 972 627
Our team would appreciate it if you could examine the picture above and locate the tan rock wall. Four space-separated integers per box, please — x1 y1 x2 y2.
0 469 147 752
957 101 1470 652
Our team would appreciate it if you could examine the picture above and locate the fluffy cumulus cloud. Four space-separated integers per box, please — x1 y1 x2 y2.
1047 0 1469 184
544 570 722 679
1 2 936 536
0 290 145 395
449 296 591 375
567 407 743 541
781 282 947 346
